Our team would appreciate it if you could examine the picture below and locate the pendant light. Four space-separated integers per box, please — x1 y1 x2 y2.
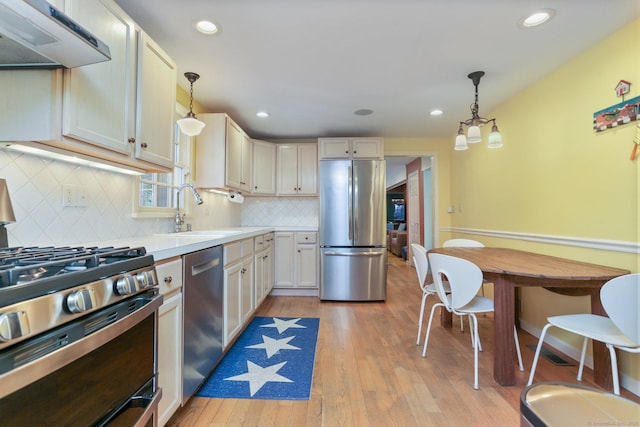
177 72 206 136
454 71 502 150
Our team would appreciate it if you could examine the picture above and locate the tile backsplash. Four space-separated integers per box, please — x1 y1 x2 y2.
0 150 319 247
241 197 318 227
0 150 173 246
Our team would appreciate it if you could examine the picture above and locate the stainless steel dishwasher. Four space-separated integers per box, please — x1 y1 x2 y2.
182 245 224 404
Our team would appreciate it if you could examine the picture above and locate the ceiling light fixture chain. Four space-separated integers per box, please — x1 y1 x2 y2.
177 72 206 136
455 71 503 151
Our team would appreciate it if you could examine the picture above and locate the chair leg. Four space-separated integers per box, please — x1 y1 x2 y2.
513 326 524 371
468 315 483 351
416 292 428 345
577 336 588 381
460 314 465 332
470 313 480 390
527 323 553 386
422 303 444 357
606 344 620 395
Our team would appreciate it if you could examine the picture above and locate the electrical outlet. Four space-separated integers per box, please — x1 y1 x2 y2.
62 184 88 207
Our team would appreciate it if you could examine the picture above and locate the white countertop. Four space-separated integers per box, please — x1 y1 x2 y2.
86 227 275 261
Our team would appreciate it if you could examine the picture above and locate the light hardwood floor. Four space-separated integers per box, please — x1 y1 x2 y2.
167 254 637 426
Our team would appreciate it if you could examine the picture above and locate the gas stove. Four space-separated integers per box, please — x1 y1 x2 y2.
0 245 157 351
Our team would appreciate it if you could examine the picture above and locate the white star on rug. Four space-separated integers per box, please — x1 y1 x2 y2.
224 360 293 396
261 317 307 334
246 335 301 358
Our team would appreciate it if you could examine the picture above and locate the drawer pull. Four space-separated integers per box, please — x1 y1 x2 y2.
164 276 173 283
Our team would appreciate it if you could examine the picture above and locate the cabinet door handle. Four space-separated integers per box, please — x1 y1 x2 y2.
164 276 172 283
128 137 135 144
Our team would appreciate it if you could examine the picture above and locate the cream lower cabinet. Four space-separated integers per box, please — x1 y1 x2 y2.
155 258 183 427
223 239 254 347
274 232 318 293
254 233 275 306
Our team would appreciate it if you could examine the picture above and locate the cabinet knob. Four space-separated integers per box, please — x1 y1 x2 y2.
345 150 349 154
128 137 135 144
140 142 148 148
164 276 172 283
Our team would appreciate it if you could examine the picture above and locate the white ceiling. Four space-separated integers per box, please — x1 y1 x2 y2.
114 0 639 141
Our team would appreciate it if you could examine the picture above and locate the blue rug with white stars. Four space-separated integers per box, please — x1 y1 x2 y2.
196 316 319 400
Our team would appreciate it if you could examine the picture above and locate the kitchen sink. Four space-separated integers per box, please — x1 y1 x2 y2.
154 230 243 239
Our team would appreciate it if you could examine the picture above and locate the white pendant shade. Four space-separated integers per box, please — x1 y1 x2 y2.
466 125 482 143
488 129 503 148
177 116 206 136
454 133 469 151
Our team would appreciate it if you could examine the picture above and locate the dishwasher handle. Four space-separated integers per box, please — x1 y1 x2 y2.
190 257 221 277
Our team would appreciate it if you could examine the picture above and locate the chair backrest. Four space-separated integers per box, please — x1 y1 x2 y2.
443 238 484 248
411 243 429 291
601 273 640 344
428 253 484 311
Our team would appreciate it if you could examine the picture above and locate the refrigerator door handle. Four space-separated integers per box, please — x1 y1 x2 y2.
353 164 358 241
323 251 386 257
348 165 353 241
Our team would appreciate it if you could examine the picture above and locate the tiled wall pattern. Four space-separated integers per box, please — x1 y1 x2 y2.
0 150 172 247
241 197 318 227
0 150 319 247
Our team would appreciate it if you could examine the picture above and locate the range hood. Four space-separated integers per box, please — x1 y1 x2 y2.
0 0 110 69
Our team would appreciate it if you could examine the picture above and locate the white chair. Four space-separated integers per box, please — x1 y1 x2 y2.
527 273 640 395
422 253 524 389
412 243 458 345
443 238 486 298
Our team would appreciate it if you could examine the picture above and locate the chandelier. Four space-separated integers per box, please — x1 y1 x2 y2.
455 71 503 150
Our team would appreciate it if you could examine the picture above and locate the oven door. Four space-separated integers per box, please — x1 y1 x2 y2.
0 291 162 427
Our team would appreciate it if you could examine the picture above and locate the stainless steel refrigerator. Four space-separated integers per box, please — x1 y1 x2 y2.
319 159 387 301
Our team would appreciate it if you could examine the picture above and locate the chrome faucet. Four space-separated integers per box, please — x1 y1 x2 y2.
175 184 204 232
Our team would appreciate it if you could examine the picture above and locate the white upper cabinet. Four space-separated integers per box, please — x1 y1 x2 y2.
318 137 384 159
62 0 136 155
277 143 317 196
0 0 176 172
195 113 253 192
134 33 177 170
225 120 252 192
252 140 277 195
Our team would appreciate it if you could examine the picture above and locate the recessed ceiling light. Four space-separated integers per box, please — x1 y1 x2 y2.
519 9 555 29
256 111 270 118
354 109 374 116
429 109 444 116
195 20 220 35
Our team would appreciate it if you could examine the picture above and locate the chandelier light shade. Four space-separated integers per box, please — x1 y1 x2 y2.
177 72 206 137
454 71 502 150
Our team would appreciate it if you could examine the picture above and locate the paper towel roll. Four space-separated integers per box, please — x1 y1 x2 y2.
227 192 244 203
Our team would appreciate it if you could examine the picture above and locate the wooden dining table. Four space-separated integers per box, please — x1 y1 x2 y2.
428 247 630 388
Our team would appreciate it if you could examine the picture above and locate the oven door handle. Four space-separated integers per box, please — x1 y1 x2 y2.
0 294 163 399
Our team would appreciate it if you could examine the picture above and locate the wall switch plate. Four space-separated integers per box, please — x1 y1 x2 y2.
62 184 88 207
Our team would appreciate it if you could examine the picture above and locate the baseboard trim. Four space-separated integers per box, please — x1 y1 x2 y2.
269 288 319 297
441 227 639 254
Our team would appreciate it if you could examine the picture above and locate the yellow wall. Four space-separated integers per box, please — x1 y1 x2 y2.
449 19 639 386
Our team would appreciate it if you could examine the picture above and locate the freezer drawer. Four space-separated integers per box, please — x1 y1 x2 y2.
320 248 387 301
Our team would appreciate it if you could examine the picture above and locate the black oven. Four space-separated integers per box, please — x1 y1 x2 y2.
0 246 162 427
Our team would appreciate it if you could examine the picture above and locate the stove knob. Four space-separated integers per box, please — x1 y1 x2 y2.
136 270 156 288
115 275 139 295
67 289 97 313
0 311 30 342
